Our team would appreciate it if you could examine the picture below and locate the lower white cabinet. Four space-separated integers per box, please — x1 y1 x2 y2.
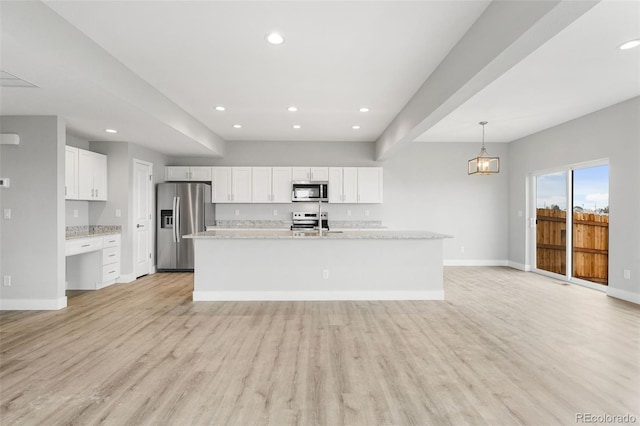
66 234 121 290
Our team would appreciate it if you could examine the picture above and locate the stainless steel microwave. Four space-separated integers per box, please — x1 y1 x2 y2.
292 181 328 202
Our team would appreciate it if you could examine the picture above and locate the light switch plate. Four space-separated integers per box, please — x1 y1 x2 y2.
3 209 11 219
0 178 9 188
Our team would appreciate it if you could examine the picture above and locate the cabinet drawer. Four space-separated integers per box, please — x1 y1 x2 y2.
103 234 121 248
66 237 103 256
102 263 120 282
103 246 120 265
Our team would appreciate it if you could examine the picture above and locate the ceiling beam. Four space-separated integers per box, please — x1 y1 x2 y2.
375 0 599 160
1 1 226 156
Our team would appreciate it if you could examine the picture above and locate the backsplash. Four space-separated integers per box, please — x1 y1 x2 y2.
66 225 122 239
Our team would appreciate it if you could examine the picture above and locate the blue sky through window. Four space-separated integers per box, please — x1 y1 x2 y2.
536 165 609 211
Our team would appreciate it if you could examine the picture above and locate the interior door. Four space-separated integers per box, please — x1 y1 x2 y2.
134 160 152 277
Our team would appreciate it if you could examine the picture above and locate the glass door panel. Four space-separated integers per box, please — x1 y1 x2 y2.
572 165 609 285
535 172 568 275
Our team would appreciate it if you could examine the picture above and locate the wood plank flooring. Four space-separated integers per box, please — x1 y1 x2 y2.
1 267 638 425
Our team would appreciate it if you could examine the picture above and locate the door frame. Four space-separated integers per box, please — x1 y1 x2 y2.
529 158 609 292
133 158 154 278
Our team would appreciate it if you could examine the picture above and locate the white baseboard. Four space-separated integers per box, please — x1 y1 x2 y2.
149 265 156 274
117 273 137 284
443 259 508 267
507 261 531 271
607 287 640 304
0 297 67 311
193 290 444 302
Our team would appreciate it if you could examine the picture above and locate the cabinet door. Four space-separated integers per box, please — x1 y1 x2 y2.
251 167 272 203
291 167 310 181
232 167 252 202
357 168 383 203
65 146 79 200
212 167 232 202
190 167 212 181
343 167 358 203
328 167 344 203
271 167 292 203
310 167 329 181
166 166 191 181
92 153 108 201
78 149 95 200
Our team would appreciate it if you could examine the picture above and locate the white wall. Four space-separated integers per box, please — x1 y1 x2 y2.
0 116 66 309
508 97 640 302
170 140 509 263
90 141 168 279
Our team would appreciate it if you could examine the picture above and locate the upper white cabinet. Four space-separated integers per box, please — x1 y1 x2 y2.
77 149 107 201
329 167 382 204
357 167 383 203
165 166 212 181
65 146 79 200
252 167 292 203
212 167 252 203
292 167 328 181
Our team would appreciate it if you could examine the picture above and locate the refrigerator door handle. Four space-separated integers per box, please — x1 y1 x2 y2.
175 197 181 241
172 197 178 242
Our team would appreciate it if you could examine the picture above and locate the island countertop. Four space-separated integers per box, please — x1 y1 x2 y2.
184 229 451 240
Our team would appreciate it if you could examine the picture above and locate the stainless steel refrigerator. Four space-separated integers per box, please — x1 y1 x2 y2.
157 183 215 271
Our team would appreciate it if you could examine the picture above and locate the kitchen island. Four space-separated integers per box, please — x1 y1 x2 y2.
184 229 451 301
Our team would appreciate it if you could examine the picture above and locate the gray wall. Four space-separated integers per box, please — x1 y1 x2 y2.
0 116 66 307
171 140 509 262
508 96 640 299
90 141 168 278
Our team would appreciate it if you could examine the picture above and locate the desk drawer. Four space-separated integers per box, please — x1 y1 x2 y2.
102 246 120 265
103 234 121 248
66 237 103 256
102 263 120 282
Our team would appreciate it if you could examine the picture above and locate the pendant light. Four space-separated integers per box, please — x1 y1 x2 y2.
468 121 499 175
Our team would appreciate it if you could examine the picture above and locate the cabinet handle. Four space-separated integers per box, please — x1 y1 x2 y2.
65 186 67 196
109 270 116 274
91 189 94 197
108 254 116 257
81 244 91 247
95 189 99 198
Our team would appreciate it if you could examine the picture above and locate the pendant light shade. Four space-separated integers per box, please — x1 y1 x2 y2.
468 121 499 175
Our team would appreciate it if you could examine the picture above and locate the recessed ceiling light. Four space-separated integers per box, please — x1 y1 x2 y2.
352 125 361 130
359 107 370 113
287 106 298 112
233 124 242 129
105 129 118 133
266 32 284 45
215 106 226 111
292 125 301 129
619 39 640 50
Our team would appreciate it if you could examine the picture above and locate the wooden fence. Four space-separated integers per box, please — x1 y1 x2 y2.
536 208 609 285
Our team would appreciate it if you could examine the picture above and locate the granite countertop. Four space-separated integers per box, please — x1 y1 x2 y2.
185 229 451 240
65 225 122 240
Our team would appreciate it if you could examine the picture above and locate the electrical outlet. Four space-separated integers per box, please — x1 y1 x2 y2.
365 210 370 217
0 178 10 188
3 209 11 220
624 270 631 280
518 210 523 217
115 209 122 217
234 209 240 216
347 210 352 217
73 209 79 218
273 209 278 216
3 276 11 287
322 269 329 279
460 246 465 253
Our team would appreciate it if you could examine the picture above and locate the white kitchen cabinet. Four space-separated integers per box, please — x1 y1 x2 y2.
271 167 293 203
329 167 358 203
292 167 328 181
65 146 79 200
357 167 383 203
78 149 107 201
212 167 252 203
165 166 212 181
252 167 292 203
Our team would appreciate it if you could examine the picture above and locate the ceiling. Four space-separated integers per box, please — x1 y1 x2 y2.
0 1 638 158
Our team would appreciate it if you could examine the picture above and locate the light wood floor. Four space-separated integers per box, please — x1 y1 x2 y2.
1 267 638 425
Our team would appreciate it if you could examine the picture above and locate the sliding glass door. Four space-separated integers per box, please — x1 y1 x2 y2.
533 162 609 287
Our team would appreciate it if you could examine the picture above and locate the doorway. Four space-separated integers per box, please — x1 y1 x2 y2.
133 159 153 278
532 161 609 288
